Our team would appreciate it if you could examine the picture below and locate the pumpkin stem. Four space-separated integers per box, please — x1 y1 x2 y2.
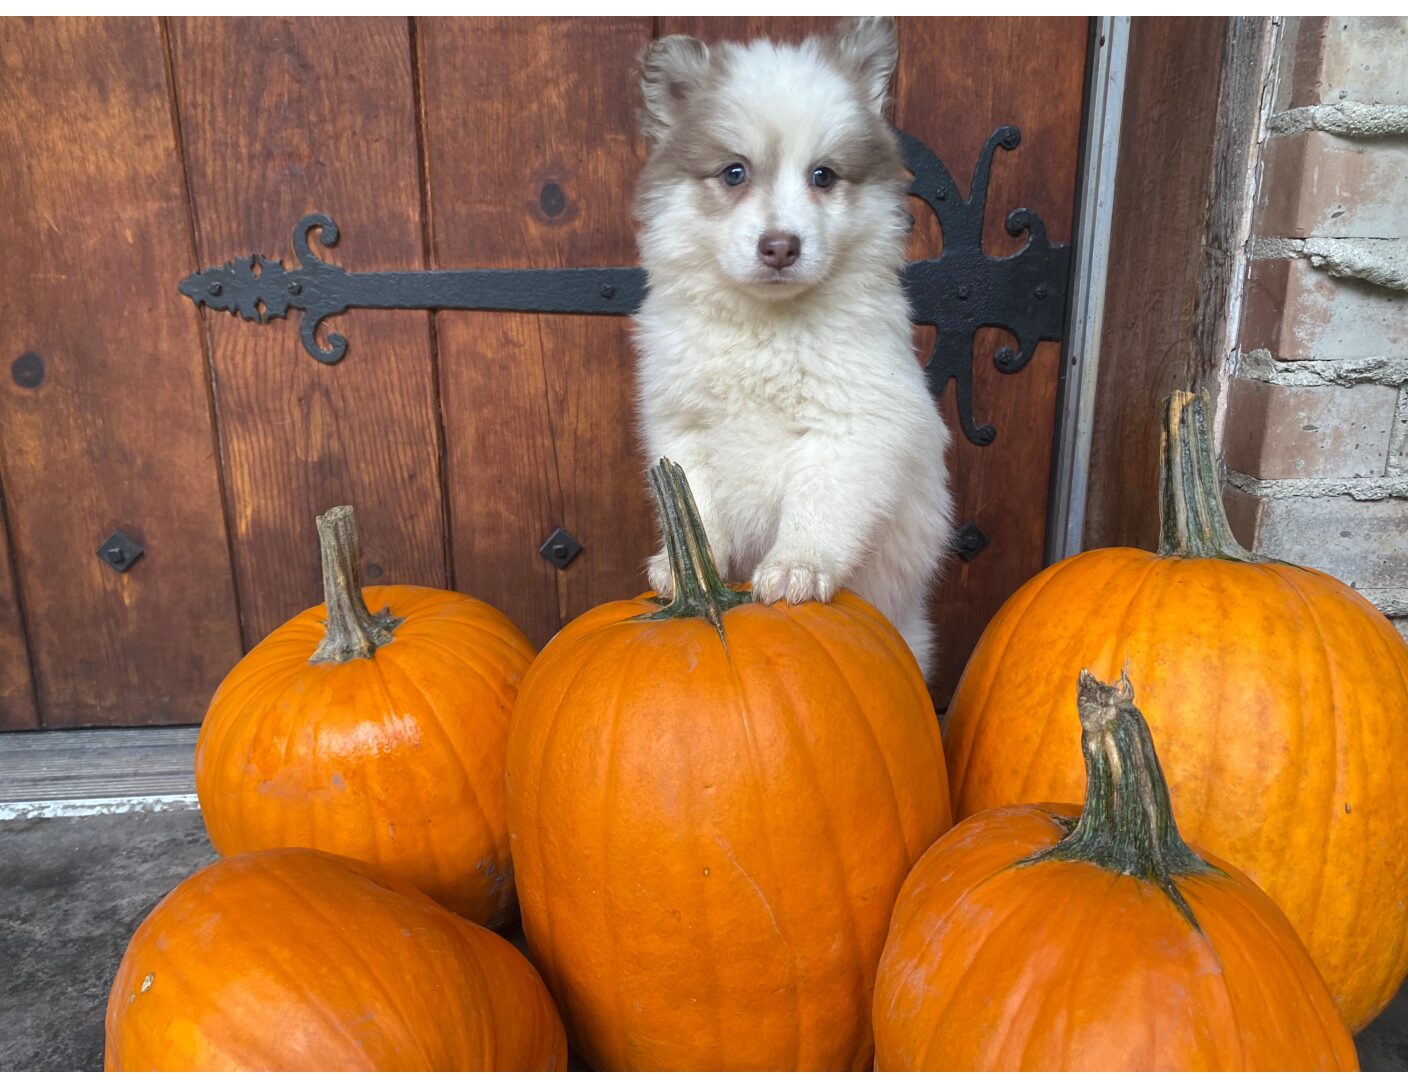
642 459 751 636
1022 670 1215 927
308 506 401 664
1158 389 1257 560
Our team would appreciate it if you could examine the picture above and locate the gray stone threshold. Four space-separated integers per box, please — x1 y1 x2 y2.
0 727 198 820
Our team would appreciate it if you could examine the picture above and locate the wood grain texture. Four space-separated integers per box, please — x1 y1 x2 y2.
660 17 835 41
1083 18 1232 551
170 17 447 646
0 494 37 729
1191 20 1271 392
895 18 1088 700
0 17 243 727
419 17 655 648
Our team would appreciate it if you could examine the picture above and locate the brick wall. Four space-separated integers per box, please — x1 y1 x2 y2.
1224 17 1408 636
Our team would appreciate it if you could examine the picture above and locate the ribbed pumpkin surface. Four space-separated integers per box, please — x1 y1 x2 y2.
196 582 535 926
505 460 952 1070
105 849 567 1071
874 804 1359 1071
943 394 1408 1029
878 672 1358 1071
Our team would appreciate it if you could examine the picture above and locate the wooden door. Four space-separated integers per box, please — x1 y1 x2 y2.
0 16 1087 729
0 19 245 729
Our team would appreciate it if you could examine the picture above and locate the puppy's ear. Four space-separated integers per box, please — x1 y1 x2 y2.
638 35 711 142
830 17 899 116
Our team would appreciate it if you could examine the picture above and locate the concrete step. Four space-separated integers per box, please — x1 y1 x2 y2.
0 727 198 819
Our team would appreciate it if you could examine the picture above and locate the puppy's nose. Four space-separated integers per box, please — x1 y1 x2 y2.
758 232 801 269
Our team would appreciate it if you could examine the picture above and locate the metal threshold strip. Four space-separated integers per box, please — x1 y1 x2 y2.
0 727 198 820
1047 16 1130 563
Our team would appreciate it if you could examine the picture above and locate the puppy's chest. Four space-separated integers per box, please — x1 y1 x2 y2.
675 328 846 422
707 365 807 422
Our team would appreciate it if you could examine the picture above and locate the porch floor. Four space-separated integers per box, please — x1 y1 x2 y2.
2 808 1406 1071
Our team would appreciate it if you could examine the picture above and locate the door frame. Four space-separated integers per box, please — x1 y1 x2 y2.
1047 16 1131 563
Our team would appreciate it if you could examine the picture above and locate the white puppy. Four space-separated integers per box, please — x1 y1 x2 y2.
631 17 954 677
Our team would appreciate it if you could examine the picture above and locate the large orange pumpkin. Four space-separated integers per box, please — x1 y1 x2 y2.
195 506 535 927
943 390 1408 1030
505 459 952 1071
875 671 1358 1071
105 849 567 1071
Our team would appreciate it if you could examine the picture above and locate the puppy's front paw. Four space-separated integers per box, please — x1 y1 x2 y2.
646 549 673 597
751 555 838 605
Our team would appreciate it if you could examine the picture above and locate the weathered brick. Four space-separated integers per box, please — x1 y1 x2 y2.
1239 258 1408 360
1254 131 1408 238
1236 491 1408 596
1276 17 1408 109
1224 377 1397 479
1222 484 1264 549
1272 17 1326 112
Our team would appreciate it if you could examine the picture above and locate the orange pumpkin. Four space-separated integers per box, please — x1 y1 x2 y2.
943 390 1408 1030
505 460 952 1070
876 671 1358 1071
195 506 535 927
105 849 567 1071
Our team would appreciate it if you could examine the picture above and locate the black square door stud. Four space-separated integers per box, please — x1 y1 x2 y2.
539 528 582 570
97 530 144 573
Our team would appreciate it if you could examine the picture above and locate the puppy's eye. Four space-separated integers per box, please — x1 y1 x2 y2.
811 166 837 189
721 163 748 187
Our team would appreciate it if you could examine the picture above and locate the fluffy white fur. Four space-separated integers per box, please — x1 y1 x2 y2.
631 18 954 676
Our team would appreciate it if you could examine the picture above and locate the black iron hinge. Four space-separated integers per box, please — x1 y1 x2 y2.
179 125 1068 447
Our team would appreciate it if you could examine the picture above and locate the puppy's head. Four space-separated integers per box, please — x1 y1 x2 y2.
634 18 907 302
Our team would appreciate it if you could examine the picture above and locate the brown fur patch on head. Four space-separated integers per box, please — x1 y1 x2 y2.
637 35 713 145
825 17 899 118
633 45 741 219
649 81 747 180
827 117 904 186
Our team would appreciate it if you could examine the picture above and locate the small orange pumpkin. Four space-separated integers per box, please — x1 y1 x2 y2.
875 672 1359 1071
943 390 1408 1030
195 506 535 926
506 460 952 1070
105 849 567 1071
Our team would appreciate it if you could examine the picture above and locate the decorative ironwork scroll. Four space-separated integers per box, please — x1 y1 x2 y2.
179 126 1068 446
897 126 1069 445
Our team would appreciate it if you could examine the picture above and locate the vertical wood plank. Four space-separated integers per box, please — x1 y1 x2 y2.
171 17 447 645
0 495 37 730
896 18 1088 699
419 17 655 647
0 17 244 726
1084 18 1255 552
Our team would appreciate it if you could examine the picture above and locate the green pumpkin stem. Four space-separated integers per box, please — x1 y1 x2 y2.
308 506 401 664
1022 670 1215 927
1158 389 1257 560
643 459 751 636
